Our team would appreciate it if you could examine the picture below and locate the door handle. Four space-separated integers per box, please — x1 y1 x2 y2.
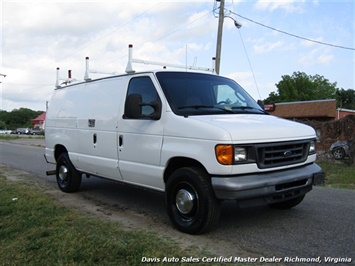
93 133 97 144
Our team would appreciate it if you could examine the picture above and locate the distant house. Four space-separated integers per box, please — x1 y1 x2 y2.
337 108 355 119
267 99 339 122
31 112 46 129
265 99 355 151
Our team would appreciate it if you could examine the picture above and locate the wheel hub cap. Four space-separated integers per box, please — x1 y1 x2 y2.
334 150 342 159
58 165 68 182
176 189 195 214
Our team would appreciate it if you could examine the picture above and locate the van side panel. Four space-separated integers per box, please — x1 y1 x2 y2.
45 87 78 164
45 77 128 180
73 79 126 179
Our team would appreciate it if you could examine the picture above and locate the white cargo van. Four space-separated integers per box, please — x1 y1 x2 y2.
45 45 324 234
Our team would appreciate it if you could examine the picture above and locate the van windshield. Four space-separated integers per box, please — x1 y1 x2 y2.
156 72 266 116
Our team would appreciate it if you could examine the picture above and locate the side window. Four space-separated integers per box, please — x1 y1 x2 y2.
126 76 161 117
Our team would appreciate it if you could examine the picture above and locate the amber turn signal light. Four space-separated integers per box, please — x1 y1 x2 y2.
215 145 233 165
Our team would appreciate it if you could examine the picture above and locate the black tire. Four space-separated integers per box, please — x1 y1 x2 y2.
268 195 305 210
56 153 82 193
332 148 345 160
165 167 221 234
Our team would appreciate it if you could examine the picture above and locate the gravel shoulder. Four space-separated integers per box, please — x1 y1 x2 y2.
5 136 46 147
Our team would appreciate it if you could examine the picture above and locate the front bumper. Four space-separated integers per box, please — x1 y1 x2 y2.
211 163 324 206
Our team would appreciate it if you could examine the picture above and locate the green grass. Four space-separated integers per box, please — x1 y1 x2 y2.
318 161 355 190
0 135 20 140
0 175 217 266
0 135 44 141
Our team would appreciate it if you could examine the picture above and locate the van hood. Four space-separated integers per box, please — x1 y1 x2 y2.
189 114 316 143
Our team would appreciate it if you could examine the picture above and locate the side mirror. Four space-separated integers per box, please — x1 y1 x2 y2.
257 100 265 110
124 94 142 119
124 94 161 120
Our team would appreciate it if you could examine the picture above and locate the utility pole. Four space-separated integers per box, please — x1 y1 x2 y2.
215 0 225 75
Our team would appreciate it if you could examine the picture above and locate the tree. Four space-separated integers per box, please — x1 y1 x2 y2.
336 88 355 109
0 120 6 130
264 71 337 103
0 110 10 124
0 108 44 129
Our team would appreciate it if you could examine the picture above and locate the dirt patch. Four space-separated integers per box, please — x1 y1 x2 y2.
1 167 33 182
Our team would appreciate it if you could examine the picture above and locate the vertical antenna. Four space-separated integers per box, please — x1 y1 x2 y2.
185 45 188 72
193 57 197 67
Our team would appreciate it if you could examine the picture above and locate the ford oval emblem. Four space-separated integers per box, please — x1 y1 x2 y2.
284 150 293 157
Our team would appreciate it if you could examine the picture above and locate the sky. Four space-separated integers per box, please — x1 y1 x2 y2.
1 0 354 112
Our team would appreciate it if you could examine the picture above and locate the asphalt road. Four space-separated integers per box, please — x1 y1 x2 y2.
1 139 354 264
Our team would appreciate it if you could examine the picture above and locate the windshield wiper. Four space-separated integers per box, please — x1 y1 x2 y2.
231 106 269 114
231 106 255 110
178 105 235 114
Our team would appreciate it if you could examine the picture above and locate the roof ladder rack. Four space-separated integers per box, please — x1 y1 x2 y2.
55 44 216 88
125 44 216 74
55 68 77 88
84 57 117 81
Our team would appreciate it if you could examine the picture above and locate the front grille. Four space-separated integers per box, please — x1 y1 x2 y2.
256 140 309 169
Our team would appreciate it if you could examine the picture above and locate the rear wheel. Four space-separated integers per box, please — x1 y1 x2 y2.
268 195 305 210
166 167 221 234
56 153 82 193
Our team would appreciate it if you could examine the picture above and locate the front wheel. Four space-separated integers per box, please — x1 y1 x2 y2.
56 153 82 193
268 195 305 210
166 167 221 234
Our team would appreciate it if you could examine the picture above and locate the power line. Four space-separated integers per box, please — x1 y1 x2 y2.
101 9 214 68
229 0 260 99
149 10 214 44
230 11 355 51
55 2 162 64
237 29 261 100
3 83 51 87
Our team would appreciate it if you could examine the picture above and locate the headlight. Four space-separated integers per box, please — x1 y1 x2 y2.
235 147 247 162
309 140 316 155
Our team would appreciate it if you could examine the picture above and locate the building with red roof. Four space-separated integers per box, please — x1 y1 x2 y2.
31 112 46 129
